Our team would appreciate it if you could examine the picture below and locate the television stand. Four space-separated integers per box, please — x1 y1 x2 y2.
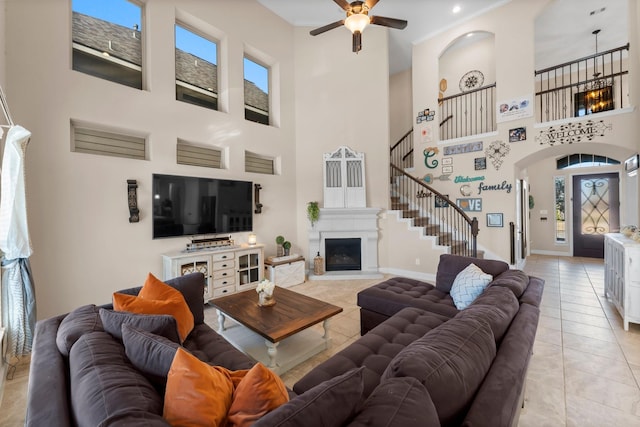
163 244 264 303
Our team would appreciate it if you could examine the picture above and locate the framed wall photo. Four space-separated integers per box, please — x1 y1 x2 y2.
509 127 526 142
442 165 453 174
435 195 449 208
442 157 453 165
486 213 503 227
474 157 486 170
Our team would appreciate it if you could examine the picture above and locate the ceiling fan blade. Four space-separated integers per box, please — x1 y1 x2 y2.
370 15 408 30
333 0 351 11
310 20 346 36
365 0 379 9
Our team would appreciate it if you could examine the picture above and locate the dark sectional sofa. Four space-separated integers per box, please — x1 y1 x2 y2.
293 254 544 427
26 254 543 427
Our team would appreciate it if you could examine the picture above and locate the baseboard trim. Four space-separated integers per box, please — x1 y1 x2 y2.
530 249 572 256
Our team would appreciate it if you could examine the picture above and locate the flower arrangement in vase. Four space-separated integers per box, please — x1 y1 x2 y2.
256 279 276 307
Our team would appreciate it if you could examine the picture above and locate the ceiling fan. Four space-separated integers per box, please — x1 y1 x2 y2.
310 0 408 53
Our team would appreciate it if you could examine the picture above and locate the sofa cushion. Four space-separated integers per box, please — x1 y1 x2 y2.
113 273 194 342
183 324 256 371
456 286 519 342
357 277 458 319
116 272 206 325
100 308 180 343
56 304 103 356
349 377 441 427
381 317 496 427
435 254 509 293
518 276 545 307
69 331 163 427
488 269 529 298
164 348 235 426
293 307 449 397
121 324 180 387
255 367 365 427
449 263 493 309
227 363 290 427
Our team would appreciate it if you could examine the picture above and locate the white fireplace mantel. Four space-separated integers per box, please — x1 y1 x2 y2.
308 207 382 280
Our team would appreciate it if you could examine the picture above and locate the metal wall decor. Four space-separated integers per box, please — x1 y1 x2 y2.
454 175 485 183
423 147 439 169
127 179 139 223
422 173 451 184
443 141 483 156
485 140 510 170
254 183 263 214
416 108 436 124
535 119 612 146
477 180 513 194
459 70 484 92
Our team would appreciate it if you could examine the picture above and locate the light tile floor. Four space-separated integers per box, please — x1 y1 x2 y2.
2 255 640 426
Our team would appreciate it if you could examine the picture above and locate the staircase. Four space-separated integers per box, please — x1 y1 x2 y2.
390 131 480 258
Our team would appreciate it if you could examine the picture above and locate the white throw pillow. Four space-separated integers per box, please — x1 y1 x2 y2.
450 263 493 310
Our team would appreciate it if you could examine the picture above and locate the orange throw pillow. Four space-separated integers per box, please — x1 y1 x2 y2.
227 363 290 427
164 348 234 426
113 273 194 342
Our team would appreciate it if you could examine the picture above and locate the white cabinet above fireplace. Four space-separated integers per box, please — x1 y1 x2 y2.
323 146 366 208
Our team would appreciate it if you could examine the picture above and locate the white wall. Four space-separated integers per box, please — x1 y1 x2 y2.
439 32 495 96
292 25 391 267
389 69 412 145
5 0 298 319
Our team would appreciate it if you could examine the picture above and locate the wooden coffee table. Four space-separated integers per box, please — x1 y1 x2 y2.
211 287 342 374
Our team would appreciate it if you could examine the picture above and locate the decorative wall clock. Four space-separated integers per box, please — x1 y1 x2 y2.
459 70 484 92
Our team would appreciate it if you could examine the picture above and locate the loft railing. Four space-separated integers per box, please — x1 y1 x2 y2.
390 128 414 171
439 83 497 141
389 163 478 257
535 43 630 122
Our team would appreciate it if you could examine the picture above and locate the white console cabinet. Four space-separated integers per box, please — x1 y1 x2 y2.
604 233 640 331
163 244 264 303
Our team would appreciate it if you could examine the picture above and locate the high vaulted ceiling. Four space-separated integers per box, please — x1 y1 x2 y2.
257 0 628 74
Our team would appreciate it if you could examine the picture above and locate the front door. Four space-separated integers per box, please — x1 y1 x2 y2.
572 173 620 258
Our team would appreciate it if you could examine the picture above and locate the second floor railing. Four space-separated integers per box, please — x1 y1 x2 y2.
535 43 630 122
439 83 497 141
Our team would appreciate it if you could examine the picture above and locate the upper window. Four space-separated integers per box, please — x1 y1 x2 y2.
244 57 269 125
72 0 143 89
556 154 620 170
175 23 219 110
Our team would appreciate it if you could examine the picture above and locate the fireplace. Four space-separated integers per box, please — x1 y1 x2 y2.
325 238 361 271
308 207 382 280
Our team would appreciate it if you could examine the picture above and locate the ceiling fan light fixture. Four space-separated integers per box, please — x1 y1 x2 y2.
345 13 369 33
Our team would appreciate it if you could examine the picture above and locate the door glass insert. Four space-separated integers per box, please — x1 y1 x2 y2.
580 177 611 235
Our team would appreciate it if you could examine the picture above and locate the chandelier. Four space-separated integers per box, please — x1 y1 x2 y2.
584 29 612 114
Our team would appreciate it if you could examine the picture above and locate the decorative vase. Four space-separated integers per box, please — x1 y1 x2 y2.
284 247 290 256
314 252 324 276
258 292 276 307
276 244 284 257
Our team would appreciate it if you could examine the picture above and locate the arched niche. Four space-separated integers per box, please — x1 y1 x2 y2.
438 31 496 98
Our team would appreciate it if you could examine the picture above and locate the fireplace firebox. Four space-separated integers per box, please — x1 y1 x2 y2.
325 238 361 271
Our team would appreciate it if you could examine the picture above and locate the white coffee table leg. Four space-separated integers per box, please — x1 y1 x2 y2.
322 319 331 340
216 309 226 332
265 340 279 368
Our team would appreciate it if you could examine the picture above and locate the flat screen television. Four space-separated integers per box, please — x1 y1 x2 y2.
152 174 253 239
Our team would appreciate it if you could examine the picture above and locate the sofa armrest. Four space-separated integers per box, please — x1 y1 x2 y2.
461 303 540 427
25 315 72 427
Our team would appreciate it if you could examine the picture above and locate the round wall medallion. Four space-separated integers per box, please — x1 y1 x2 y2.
460 185 472 196
459 70 484 92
